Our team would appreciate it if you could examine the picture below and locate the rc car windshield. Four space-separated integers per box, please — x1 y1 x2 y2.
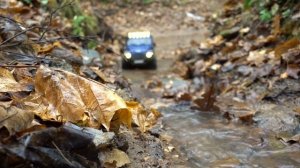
127 38 152 46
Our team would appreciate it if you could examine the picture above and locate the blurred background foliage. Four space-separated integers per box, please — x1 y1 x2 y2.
243 0 300 37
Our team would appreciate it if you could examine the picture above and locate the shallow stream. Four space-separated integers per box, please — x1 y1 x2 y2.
122 60 300 168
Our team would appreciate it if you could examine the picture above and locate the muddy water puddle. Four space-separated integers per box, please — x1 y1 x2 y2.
122 61 300 168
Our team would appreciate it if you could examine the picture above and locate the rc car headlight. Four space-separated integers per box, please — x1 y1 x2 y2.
146 51 154 58
124 51 132 59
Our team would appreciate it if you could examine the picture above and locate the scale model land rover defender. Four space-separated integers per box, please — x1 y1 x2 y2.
122 31 157 69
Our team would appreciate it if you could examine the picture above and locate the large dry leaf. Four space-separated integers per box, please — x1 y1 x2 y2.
34 66 131 130
0 106 34 135
0 67 30 92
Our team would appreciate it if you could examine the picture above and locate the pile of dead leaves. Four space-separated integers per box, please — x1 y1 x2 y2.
0 1 161 167
164 0 300 127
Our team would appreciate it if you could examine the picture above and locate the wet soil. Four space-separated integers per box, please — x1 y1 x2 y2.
114 129 168 168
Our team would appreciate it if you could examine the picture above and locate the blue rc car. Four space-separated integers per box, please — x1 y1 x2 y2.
122 31 157 69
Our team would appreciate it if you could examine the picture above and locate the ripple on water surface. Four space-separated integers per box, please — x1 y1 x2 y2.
160 104 300 168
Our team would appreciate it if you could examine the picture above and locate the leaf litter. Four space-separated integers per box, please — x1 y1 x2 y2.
0 1 163 167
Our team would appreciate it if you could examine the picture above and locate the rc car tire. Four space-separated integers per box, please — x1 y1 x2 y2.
148 59 157 69
122 61 131 69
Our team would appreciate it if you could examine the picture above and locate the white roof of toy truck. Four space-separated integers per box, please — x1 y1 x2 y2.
128 31 151 39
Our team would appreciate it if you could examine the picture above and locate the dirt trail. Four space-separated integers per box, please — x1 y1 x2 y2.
101 0 222 59
154 29 209 59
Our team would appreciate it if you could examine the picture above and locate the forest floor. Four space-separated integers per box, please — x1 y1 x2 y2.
1 0 300 167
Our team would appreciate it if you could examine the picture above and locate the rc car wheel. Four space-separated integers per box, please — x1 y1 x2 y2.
122 60 131 69
148 59 157 69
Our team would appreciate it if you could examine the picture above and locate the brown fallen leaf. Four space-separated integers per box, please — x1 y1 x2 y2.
145 108 161 130
176 92 193 102
193 84 219 112
90 67 113 83
99 148 130 168
294 107 300 114
238 111 255 124
13 68 34 85
286 64 300 79
32 41 62 55
0 67 31 92
125 102 161 132
278 134 300 145
126 101 146 131
0 106 34 135
247 50 266 66
172 61 190 79
275 38 300 59
33 66 131 131
272 15 281 35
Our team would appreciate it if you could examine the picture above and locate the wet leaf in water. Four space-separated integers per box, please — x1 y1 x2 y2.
176 92 193 102
238 111 256 124
0 106 34 135
210 157 241 167
193 84 219 112
278 134 300 145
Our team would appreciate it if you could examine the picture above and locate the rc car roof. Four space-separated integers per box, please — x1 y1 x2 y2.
128 31 151 39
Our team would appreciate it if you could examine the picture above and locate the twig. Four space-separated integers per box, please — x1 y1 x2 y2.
0 26 37 47
1 50 37 58
51 141 74 167
38 0 74 42
0 64 39 68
